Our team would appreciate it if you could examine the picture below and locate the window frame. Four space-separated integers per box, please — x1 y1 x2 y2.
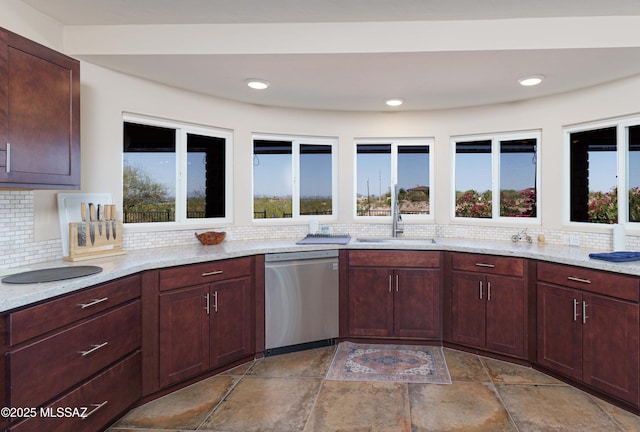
122 113 233 227
251 133 338 222
451 130 541 223
564 116 640 227
353 137 435 221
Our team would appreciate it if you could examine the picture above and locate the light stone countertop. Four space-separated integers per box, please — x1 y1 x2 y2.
1 237 639 313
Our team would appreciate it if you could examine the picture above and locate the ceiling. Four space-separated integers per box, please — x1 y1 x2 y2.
21 0 640 112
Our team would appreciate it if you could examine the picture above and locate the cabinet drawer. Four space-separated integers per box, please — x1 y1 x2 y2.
451 253 524 277
8 274 141 346
159 257 252 291
8 301 141 408
9 351 141 432
348 250 440 268
537 261 639 302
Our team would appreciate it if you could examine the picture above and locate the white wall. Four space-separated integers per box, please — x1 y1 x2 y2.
2 0 640 267
77 60 640 233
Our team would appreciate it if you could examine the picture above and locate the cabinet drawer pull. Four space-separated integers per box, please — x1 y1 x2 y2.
202 270 223 277
573 299 580 322
78 342 108 357
5 143 10 173
475 263 495 268
567 276 591 284
82 401 108 419
78 297 109 309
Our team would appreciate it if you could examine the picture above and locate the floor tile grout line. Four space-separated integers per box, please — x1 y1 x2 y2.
586 392 627 432
193 359 259 431
301 370 331 431
477 354 524 432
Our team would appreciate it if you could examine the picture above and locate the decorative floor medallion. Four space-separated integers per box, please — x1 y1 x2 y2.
326 342 452 384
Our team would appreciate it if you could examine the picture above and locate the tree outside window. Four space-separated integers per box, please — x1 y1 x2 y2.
453 132 539 220
123 117 231 224
567 120 640 225
355 139 433 219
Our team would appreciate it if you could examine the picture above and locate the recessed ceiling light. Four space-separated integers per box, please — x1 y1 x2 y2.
518 75 544 87
385 98 404 107
246 79 270 90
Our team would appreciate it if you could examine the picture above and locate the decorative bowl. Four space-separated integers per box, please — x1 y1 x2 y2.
195 231 226 245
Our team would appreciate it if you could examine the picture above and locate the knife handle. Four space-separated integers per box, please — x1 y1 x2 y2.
89 203 96 221
97 204 103 221
81 203 87 222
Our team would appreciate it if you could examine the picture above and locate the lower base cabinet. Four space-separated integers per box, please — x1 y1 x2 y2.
448 253 527 359
537 262 640 406
345 250 441 340
9 352 141 432
158 258 255 388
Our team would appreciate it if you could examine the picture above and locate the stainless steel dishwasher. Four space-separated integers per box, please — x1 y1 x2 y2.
264 249 339 356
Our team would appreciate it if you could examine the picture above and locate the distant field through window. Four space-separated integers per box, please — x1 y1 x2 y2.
253 135 336 220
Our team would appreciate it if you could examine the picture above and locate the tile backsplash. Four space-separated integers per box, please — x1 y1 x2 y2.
1 190 639 269
0 191 60 269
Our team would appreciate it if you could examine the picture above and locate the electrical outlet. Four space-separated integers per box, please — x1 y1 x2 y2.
569 235 581 246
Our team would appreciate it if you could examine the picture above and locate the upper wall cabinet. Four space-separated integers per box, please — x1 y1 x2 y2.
0 28 80 189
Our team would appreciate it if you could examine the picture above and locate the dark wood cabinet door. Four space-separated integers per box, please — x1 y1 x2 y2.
210 275 254 367
0 29 80 189
348 267 393 337
536 283 582 380
485 274 526 357
394 268 441 339
582 293 639 405
159 285 209 388
450 271 485 348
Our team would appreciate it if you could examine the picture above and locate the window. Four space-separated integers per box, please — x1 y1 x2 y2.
252 135 336 220
123 115 232 224
453 131 539 220
355 138 433 219
629 125 640 223
566 118 640 225
569 127 617 224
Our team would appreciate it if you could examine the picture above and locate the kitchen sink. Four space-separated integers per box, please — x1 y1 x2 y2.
355 237 436 244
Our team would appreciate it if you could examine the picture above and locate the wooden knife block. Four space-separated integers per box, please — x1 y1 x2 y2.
64 220 127 261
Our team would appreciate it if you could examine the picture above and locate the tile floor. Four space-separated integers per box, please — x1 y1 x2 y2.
109 345 640 431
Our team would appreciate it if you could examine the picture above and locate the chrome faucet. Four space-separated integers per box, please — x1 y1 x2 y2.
392 184 403 237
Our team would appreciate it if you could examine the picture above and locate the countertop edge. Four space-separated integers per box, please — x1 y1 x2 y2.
1 238 639 312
